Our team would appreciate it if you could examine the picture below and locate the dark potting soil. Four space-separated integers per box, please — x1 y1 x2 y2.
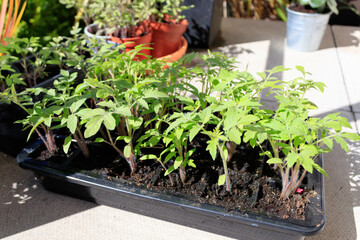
29 137 75 164
37 139 314 221
289 5 319 14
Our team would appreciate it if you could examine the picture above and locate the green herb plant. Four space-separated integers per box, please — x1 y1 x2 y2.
95 0 155 39
299 0 338 14
0 47 23 91
4 37 71 88
155 0 193 23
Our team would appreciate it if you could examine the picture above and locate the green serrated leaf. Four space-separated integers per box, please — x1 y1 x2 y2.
140 154 158 161
206 139 218 160
174 156 183 169
60 69 70 77
85 78 100 88
325 121 342 132
70 99 86 113
334 135 349 152
257 72 266 79
337 116 352 129
84 115 103 138
327 0 338 14
94 138 105 143
164 165 175 176
67 115 78 134
228 128 241 145
124 144 132 159
188 159 196 168
286 152 299 168
260 151 273 158
175 128 184 141
301 156 314 173
313 163 328 177
296 66 306 75
322 138 333 149
341 132 360 141
44 116 52 127
294 136 302 148
189 124 201 142
223 110 238 131
96 89 111 99
267 158 283 164
238 115 260 126
137 98 149 110
164 151 176 163
103 113 116 130
128 117 143 131
218 174 226 186
115 106 132 116
243 130 256 143
63 136 72 154
301 145 318 157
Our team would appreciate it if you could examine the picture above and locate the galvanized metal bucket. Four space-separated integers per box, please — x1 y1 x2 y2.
286 7 331 52
84 24 118 52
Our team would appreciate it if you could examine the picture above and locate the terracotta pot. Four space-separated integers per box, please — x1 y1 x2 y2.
144 37 188 76
157 36 188 68
150 19 189 58
110 32 152 60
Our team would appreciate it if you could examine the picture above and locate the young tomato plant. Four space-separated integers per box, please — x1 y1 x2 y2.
248 66 360 198
76 46 170 173
51 70 90 158
13 86 59 155
161 111 198 184
200 67 266 192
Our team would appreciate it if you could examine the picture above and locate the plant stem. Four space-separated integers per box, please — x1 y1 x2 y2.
124 117 136 173
177 144 186 184
74 128 90 158
218 143 231 192
22 57 32 87
290 170 307 196
34 128 53 154
226 141 236 162
159 160 174 186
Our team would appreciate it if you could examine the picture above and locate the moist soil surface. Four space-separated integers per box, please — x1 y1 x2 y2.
289 5 319 14
34 139 316 222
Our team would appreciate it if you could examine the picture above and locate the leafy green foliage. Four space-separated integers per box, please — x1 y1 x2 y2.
4 40 359 204
156 0 194 22
247 66 360 198
17 0 77 44
299 0 339 14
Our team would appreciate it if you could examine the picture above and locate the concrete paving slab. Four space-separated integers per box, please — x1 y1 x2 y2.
355 113 360 134
212 18 350 113
3 204 237 240
332 25 360 113
0 152 96 239
307 138 360 240
0 153 237 240
281 27 351 113
212 18 286 74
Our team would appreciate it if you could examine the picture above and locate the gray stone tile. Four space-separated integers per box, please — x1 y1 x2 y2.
355 113 360 134
280 27 350 112
307 137 360 240
332 25 360 113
